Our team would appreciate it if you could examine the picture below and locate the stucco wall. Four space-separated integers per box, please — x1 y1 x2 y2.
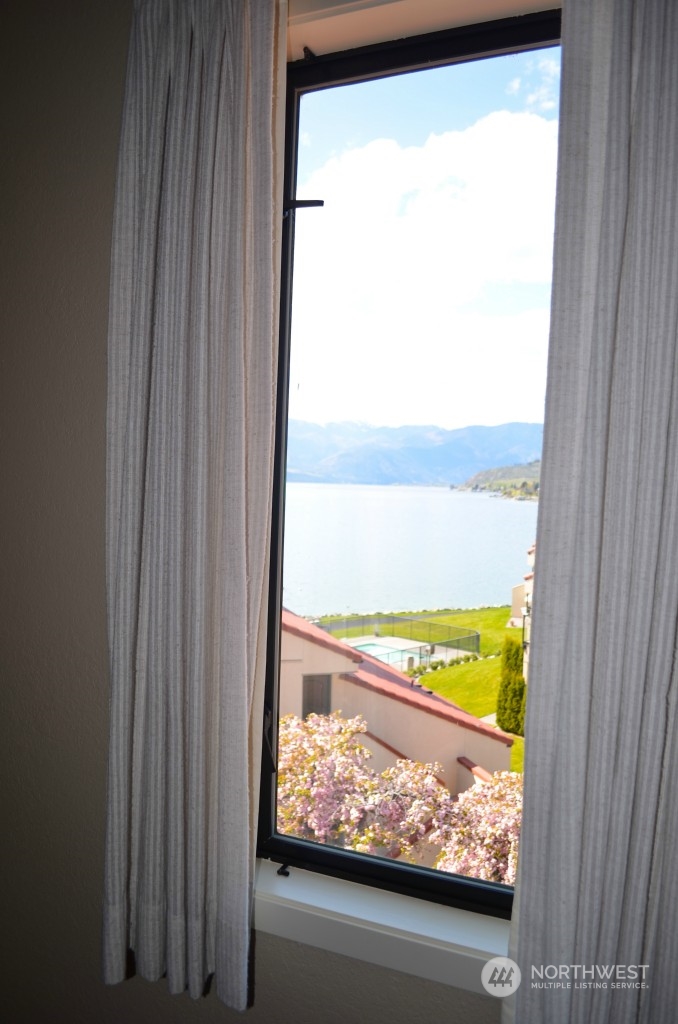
0 2 502 1022
279 628 358 717
333 676 511 793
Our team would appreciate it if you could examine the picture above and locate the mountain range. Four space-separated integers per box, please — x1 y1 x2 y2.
286 420 543 486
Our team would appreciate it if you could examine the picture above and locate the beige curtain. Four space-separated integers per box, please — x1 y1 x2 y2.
506 1 678 1021
103 0 285 1009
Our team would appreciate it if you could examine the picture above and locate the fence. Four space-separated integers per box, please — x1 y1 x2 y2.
318 614 480 656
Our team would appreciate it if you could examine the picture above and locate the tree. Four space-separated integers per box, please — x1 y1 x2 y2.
430 771 523 884
277 712 523 881
496 635 526 735
277 712 451 859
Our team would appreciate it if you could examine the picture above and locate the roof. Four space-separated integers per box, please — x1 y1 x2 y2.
342 654 512 746
281 609 363 663
281 609 512 747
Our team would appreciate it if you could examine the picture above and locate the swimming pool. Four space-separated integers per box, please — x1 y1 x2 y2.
354 642 400 658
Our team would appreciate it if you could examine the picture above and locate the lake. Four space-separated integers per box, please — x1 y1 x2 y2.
282 483 539 617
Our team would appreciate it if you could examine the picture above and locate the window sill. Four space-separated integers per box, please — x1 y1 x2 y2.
254 859 510 993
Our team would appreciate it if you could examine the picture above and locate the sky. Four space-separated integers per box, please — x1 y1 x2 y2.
287 46 561 432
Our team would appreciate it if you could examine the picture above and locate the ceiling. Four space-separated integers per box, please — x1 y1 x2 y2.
287 0 560 61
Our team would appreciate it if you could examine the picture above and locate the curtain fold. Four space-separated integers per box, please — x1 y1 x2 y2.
506 1 678 1021
103 0 285 1009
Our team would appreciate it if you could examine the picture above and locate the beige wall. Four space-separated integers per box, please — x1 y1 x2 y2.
333 677 511 793
0 1 502 1021
279 628 357 717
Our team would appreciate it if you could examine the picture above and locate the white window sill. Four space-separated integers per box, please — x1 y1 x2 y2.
254 858 510 993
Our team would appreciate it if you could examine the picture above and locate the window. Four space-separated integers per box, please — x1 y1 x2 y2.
259 9 560 919
303 674 331 717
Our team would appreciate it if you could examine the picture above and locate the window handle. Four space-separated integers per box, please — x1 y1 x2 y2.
263 703 277 772
283 199 324 219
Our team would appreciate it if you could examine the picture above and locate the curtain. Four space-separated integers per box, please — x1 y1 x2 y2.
506 1 678 1021
103 0 285 1010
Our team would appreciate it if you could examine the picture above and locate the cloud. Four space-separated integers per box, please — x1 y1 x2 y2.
288 109 557 430
512 54 561 114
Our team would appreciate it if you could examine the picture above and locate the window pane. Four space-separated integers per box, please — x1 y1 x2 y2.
277 45 559 885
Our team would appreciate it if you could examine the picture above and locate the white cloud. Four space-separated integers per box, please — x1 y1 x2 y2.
288 109 557 430
523 56 561 113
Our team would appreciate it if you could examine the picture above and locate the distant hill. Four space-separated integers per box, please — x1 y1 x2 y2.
459 460 541 498
286 421 543 486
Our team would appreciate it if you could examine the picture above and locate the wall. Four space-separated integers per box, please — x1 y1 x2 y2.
279 627 357 717
0 2 501 1022
333 675 511 792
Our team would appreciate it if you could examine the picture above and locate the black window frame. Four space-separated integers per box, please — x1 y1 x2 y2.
258 8 561 921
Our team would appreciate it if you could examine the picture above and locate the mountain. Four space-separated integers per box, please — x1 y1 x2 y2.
286 420 543 486
459 460 541 498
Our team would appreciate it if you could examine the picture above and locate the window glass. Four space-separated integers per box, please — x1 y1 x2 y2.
261 15 560 915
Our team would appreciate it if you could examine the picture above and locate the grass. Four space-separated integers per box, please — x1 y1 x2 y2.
510 735 524 773
425 656 501 718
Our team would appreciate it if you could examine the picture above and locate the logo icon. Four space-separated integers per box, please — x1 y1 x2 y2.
481 956 522 997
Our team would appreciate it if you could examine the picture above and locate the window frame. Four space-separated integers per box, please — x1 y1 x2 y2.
258 8 561 921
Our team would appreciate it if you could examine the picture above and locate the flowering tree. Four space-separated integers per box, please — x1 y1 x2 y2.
277 711 375 845
277 712 450 860
277 712 522 881
430 771 523 884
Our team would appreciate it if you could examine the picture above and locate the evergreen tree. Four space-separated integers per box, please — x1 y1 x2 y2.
496 635 526 735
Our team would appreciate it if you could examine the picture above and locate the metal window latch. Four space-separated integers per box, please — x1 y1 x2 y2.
283 199 324 219
263 703 277 772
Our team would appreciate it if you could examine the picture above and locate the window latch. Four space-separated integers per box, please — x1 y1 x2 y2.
263 703 277 772
283 199 324 219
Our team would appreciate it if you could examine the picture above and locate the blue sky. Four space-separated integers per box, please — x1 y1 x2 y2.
289 46 561 430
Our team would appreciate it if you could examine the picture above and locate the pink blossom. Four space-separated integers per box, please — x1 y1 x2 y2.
277 712 522 883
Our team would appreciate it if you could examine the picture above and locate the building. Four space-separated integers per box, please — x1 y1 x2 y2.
510 541 535 681
281 609 512 792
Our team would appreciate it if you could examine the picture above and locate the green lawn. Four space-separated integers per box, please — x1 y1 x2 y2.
426 656 501 718
510 735 524 773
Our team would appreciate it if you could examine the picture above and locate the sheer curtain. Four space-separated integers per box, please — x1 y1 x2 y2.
103 0 285 1010
506 1 678 1021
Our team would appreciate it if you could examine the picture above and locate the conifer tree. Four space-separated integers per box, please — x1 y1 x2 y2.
497 635 526 735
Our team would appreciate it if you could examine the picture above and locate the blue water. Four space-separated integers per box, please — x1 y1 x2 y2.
282 483 538 617
355 642 401 657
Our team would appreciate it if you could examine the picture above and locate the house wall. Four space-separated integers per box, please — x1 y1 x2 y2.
0 1 512 1021
333 677 511 793
279 628 358 717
